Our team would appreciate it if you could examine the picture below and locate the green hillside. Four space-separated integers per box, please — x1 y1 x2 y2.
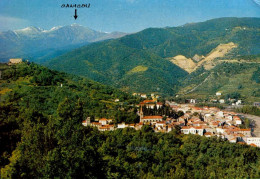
47 40 188 95
119 17 260 58
0 62 140 121
46 17 260 96
178 62 260 103
0 62 144 174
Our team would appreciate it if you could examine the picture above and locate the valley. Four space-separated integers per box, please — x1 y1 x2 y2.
44 17 260 103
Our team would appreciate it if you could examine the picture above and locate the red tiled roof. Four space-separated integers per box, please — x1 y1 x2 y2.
140 100 156 104
99 126 110 129
204 132 212 135
211 122 219 125
194 126 204 129
181 126 191 129
105 125 114 127
250 143 257 147
192 107 203 110
227 128 240 132
235 134 245 137
237 142 246 145
193 121 204 124
229 137 237 141
142 116 163 119
240 129 251 131
99 118 113 121
99 118 108 121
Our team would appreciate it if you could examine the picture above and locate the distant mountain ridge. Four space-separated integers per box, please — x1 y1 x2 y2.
0 24 127 62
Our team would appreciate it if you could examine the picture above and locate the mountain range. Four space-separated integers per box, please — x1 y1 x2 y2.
0 24 127 63
1 17 259 102
45 17 260 102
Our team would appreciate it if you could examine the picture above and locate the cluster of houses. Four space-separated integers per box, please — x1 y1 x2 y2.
185 92 243 106
211 92 243 105
132 93 160 99
167 103 259 147
82 99 260 148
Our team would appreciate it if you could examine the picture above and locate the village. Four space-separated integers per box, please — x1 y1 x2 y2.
7 59 259 148
82 97 260 148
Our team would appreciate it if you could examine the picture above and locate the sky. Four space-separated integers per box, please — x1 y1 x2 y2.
0 0 259 33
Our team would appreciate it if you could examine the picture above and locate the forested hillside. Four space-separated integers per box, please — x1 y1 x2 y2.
0 62 140 174
1 63 260 178
46 17 260 96
47 40 188 95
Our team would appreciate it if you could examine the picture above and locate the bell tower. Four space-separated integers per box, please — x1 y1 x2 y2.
86 117 91 126
140 106 144 122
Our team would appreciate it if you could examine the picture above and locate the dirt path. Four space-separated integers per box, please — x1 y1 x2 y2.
184 73 212 95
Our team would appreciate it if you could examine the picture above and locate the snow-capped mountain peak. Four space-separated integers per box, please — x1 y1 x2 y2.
42 26 63 33
14 26 43 34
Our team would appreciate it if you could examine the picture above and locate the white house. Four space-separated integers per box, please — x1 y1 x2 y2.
140 94 147 98
216 92 222 96
236 100 242 105
235 119 242 125
156 102 163 109
117 122 127 129
99 118 113 125
9 58 22 65
219 99 225 104
181 126 204 136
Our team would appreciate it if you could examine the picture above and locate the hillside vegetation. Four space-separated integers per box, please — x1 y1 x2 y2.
47 17 260 97
47 40 188 95
0 63 141 172
179 62 260 103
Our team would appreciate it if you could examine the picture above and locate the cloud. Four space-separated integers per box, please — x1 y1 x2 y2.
0 15 30 31
252 0 260 6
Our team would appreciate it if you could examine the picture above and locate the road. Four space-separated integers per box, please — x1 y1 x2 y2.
238 113 260 137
